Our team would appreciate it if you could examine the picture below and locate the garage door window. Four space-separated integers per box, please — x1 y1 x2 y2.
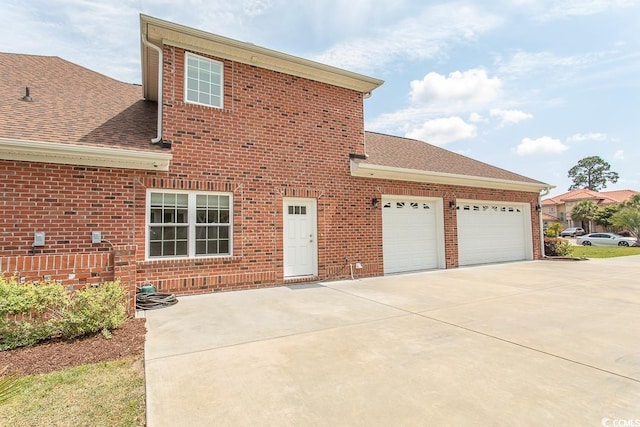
384 202 431 210
458 204 521 213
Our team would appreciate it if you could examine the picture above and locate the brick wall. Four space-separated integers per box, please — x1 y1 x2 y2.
0 252 113 287
0 161 140 255
0 45 543 302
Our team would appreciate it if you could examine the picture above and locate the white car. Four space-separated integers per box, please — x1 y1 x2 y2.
560 227 585 237
576 233 638 247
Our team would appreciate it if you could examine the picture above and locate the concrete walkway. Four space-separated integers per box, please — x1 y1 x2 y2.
144 257 640 426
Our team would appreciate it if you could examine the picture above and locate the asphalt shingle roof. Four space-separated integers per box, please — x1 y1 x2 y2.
0 53 553 187
363 132 546 185
0 53 162 152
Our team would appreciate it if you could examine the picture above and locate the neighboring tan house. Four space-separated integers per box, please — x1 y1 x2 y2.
0 14 551 306
542 188 638 232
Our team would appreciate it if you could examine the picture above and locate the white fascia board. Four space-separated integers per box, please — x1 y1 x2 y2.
351 160 552 193
0 138 172 171
140 14 383 94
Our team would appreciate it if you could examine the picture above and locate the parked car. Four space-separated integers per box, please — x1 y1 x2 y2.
576 233 638 247
560 227 585 237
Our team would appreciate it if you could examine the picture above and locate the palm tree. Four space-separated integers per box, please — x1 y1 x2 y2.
570 200 597 233
545 222 563 237
612 208 640 241
0 366 23 404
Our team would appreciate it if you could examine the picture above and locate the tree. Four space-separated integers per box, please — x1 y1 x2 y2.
570 200 597 232
621 193 640 209
612 208 640 241
568 156 619 191
545 222 563 237
593 205 621 231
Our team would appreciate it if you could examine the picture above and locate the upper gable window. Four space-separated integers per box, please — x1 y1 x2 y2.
185 52 223 108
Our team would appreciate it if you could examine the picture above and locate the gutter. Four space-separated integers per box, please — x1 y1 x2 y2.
351 160 550 193
0 137 172 171
141 32 163 144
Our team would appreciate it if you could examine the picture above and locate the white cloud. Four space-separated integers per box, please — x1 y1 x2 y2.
367 69 502 137
613 149 625 160
536 0 638 21
567 132 608 142
516 136 568 156
366 107 433 134
495 50 598 79
469 112 486 123
410 69 502 106
367 68 501 134
490 108 533 126
242 0 273 17
406 117 477 146
312 3 501 72
505 0 639 22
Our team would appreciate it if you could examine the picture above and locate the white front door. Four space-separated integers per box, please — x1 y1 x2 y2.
283 198 317 277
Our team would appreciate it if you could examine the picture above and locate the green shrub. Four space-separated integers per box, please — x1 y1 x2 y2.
545 222 564 238
0 277 67 316
0 319 60 351
544 237 573 257
0 277 67 350
60 282 127 340
0 278 127 350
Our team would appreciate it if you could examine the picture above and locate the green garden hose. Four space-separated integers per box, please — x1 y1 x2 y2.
135 292 178 310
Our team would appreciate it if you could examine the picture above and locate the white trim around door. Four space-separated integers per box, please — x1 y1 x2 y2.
381 195 445 274
283 197 318 278
456 200 533 266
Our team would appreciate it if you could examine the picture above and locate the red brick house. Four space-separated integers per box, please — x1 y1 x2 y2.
0 15 550 305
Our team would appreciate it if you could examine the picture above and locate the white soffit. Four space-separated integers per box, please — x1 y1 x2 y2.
0 138 172 171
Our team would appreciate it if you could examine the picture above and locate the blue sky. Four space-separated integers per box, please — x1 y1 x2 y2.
2 0 639 197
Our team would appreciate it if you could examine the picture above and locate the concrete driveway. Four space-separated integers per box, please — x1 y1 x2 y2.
143 257 640 426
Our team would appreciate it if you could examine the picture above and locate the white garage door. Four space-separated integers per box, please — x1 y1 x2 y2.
382 197 441 274
457 202 532 266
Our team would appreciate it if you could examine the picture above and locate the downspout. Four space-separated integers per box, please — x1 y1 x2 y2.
539 187 551 257
141 33 163 144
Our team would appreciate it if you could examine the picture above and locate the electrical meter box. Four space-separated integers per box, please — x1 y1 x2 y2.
33 232 46 247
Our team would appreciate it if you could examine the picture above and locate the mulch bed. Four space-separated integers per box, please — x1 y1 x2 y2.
0 318 146 376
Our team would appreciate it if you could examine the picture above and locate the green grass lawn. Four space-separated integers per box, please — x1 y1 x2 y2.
570 245 640 258
0 357 145 427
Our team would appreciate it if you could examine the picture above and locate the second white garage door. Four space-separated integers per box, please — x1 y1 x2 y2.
382 196 443 274
457 201 532 266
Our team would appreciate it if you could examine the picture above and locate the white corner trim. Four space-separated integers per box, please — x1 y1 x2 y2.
350 160 551 193
0 138 172 171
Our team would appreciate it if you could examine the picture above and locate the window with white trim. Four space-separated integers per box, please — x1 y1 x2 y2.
185 52 223 108
147 190 232 259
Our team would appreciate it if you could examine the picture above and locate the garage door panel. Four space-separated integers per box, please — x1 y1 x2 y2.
457 203 529 266
382 198 440 274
